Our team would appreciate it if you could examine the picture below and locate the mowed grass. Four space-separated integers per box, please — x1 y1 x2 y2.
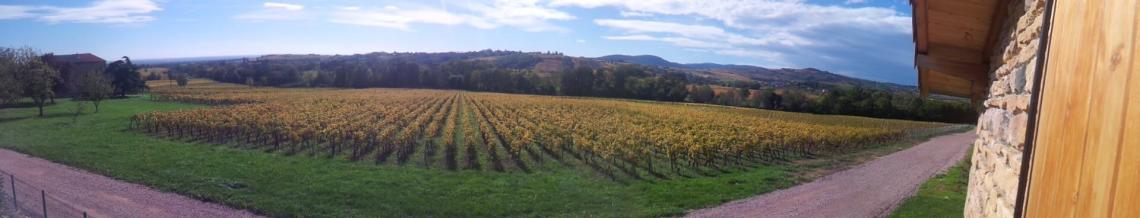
0 97 801 217
889 149 971 218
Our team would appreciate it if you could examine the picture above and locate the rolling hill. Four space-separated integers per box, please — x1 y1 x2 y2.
596 54 915 92
148 50 916 93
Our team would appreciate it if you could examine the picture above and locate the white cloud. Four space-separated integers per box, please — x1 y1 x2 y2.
603 34 656 41
555 0 918 84
618 11 652 17
0 0 161 24
550 0 909 33
576 39 586 43
330 7 475 30
844 0 868 5
236 2 309 21
596 19 726 39
604 34 727 49
0 6 35 19
715 49 782 60
464 0 575 32
595 19 808 47
263 2 304 11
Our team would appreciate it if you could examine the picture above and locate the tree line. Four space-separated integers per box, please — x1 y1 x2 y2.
161 53 976 123
0 47 147 116
686 84 977 123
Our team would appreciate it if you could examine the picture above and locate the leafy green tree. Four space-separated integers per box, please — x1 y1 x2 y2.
559 67 595 96
0 48 23 105
12 47 59 116
736 88 750 106
104 56 147 97
70 70 113 112
744 90 763 108
759 89 780 109
688 85 715 103
782 90 809 112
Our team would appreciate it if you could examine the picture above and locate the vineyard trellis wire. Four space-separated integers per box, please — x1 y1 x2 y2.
0 169 90 218
133 81 953 180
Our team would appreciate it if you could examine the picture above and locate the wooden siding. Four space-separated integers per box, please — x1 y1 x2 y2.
1023 0 1140 216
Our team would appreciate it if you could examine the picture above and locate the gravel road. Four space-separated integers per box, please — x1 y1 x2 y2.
0 149 261 218
685 132 976 218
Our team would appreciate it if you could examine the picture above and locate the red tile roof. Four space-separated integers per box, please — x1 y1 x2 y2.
44 53 106 65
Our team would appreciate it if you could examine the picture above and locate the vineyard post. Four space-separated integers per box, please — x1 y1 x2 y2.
9 174 15 209
41 190 47 218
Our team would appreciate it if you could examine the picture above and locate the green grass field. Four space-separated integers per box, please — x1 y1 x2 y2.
889 149 971 218
0 97 967 217
0 97 805 217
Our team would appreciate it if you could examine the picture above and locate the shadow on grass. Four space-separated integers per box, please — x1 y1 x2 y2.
0 112 76 124
1 101 45 109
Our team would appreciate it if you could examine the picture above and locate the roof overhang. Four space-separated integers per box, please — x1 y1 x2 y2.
911 0 1007 103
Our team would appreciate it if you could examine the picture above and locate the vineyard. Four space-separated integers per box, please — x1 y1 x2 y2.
133 81 950 179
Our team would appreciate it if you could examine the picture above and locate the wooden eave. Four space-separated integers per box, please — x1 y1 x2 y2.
911 0 1007 103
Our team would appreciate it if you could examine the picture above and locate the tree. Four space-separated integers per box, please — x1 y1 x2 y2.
559 67 595 96
745 91 763 108
0 48 22 106
688 85 715 103
783 90 809 112
12 47 58 117
70 70 113 112
764 90 782 109
145 72 162 80
736 87 750 106
175 73 189 87
104 56 147 97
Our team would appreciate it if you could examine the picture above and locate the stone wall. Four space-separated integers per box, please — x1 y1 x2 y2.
964 0 1045 217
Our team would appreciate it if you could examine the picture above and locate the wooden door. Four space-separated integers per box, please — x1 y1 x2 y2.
1023 0 1140 217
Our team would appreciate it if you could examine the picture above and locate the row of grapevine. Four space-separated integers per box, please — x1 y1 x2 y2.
135 81 951 179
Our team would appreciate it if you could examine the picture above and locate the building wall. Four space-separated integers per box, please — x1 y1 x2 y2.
964 0 1044 217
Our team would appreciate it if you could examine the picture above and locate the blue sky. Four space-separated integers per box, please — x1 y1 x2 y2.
0 0 920 85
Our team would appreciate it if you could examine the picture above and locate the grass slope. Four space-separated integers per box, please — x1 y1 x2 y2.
889 148 972 218
0 97 803 217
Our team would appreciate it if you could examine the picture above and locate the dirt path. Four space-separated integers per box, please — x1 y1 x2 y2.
685 132 975 218
0 149 261 218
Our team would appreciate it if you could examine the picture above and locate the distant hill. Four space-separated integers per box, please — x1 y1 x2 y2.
597 54 915 93
153 51 915 93
597 55 684 68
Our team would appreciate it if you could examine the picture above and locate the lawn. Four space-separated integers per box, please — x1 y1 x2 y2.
0 97 967 217
889 148 971 218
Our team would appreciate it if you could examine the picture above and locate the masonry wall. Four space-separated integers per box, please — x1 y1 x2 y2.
964 0 1045 217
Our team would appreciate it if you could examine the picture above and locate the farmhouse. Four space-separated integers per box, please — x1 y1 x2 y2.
43 53 107 75
911 0 1139 217
43 53 108 95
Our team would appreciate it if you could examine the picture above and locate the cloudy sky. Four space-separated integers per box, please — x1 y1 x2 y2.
0 0 919 85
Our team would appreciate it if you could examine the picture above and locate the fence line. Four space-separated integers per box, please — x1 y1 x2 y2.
0 169 89 218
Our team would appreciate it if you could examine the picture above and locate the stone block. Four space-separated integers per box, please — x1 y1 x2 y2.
1024 59 1038 92
1011 65 1027 93
1008 112 1029 149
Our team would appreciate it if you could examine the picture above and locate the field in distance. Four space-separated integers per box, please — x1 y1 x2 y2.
136 80 950 180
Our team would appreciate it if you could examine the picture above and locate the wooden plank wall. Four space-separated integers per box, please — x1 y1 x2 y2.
1024 0 1140 217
